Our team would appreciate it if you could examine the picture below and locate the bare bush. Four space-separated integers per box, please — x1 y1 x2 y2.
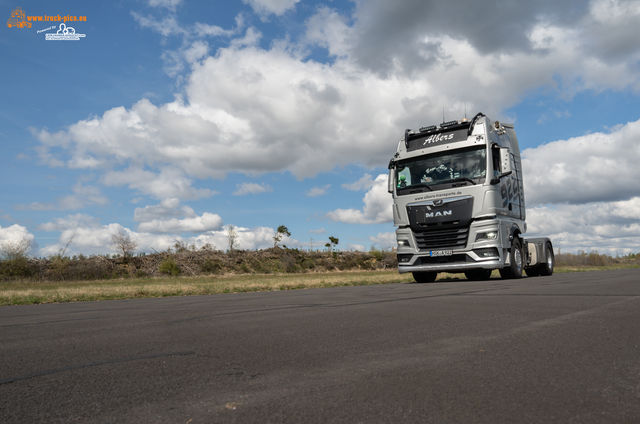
110 229 138 258
226 225 239 251
0 237 32 260
0 237 33 278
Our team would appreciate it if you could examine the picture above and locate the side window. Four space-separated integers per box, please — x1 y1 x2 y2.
397 167 411 188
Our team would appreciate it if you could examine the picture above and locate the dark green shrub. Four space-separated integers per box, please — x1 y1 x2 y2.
200 258 222 274
159 258 181 276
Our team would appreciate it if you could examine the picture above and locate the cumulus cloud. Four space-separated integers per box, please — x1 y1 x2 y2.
132 198 223 234
0 224 37 250
347 243 365 252
36 0 640 192
526 198 640 255
37 219 290 256
37 213 101 232
137 212 223 234
522 118 640 206
326 174 392 224
369 232 396 250
133 198 195 222
148 0 183 11
306 185 331 197
243 0 300 17
233 182 273 196
102 166 216 200
342 174 375 191
16 183 108 211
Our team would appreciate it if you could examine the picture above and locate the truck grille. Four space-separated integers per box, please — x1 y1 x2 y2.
414 226 469 250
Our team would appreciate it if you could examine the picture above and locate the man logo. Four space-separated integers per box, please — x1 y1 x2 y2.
434 199 444 206
425 210 452 218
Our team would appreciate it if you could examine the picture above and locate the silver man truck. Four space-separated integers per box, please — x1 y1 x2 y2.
388 112 554 283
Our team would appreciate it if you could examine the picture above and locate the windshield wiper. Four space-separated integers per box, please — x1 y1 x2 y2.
408 183 433 192
446 177 476 186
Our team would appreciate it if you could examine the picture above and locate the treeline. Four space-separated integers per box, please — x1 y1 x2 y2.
0 247 398 282
555 250 640 267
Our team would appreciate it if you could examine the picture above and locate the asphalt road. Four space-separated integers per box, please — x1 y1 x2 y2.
1 269 639 423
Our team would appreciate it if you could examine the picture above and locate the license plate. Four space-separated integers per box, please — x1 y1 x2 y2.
430 250 453 257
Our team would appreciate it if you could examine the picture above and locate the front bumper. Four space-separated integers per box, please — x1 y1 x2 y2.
396 219 506 274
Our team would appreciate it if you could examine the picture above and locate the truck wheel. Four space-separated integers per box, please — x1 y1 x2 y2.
539 242 555 276
465 269 492 281
413 271 437 283
499 237 523 279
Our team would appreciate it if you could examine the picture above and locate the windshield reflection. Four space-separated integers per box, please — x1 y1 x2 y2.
396 146 486 192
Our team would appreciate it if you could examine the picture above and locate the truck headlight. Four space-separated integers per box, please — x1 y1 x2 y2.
397 239 410 248
475 231 498 242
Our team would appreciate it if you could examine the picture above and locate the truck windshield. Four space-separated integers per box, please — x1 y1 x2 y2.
395 146 486 193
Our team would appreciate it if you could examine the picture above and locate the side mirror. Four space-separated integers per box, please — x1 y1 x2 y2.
491 147 512 185
388 168 395 193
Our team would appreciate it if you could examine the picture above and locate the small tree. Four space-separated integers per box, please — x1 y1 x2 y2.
110 228 138 258
326 236 339 253
273 225 291 248
226 225 239 251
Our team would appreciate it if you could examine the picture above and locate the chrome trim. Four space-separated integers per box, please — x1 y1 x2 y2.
398 259 503 273
407 195 473 208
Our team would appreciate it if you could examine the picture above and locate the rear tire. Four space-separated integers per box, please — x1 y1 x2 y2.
539 242 555 276
413 271 438 283
499 237 524 279
465 269 493 281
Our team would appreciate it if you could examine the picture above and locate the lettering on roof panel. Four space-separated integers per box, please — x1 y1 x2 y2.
406 129 469 152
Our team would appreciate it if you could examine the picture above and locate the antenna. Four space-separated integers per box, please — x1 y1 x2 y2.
464 104 467 120
442 107 445 124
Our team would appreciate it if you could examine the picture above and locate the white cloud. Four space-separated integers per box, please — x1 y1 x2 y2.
0 225 37 250
308 228 326 234
16 183 108 211
137 212 223 234
526 198 640 255
133 198 195 222
131 12 187 37
347 243 365 252
233 182 273 196
38 213 100 232
522 118 640 206
368 232 396 250
38 2 640 189
102 166 216 200
243 0 300 17
306 185 331 197
148 0 183 11
342 174 375 191
326 174 392 224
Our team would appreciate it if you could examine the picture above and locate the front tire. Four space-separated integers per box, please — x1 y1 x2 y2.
499 237 524 279
413 271 438 283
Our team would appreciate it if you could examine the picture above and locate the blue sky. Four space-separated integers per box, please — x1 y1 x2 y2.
2 0 640 256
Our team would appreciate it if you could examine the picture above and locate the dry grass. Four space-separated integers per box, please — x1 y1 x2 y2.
3 265 637 306
0 270 416 306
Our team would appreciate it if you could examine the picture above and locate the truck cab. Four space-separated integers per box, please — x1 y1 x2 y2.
388 113 554 282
